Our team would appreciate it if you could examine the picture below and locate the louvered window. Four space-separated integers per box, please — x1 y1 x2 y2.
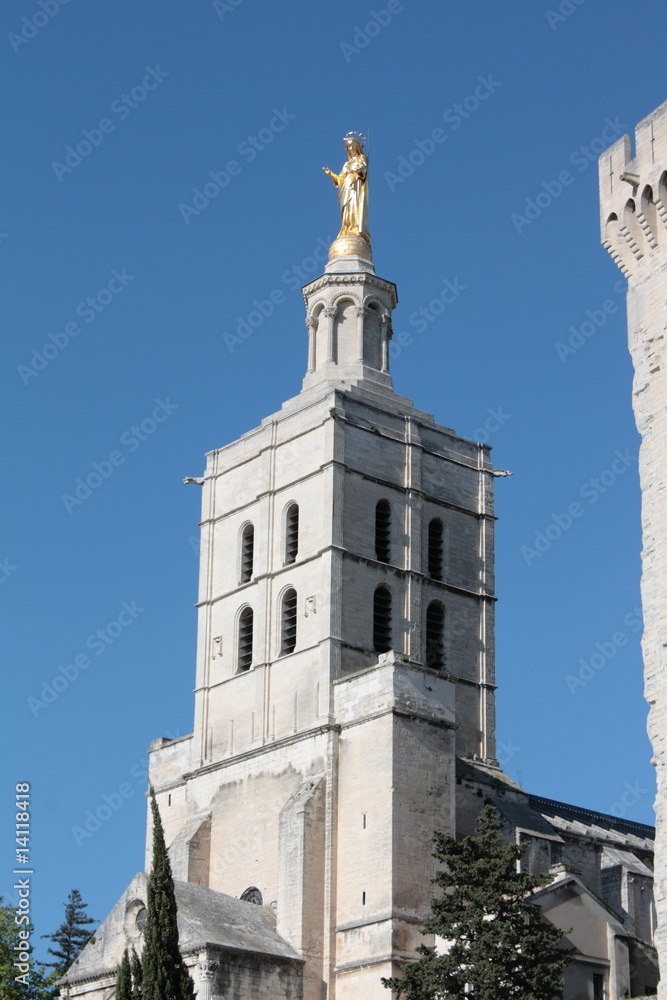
238 607 254 671
373 586 392 653
240 523 254 583
285 503 299 564
375 500 391 563
428 519 444 581
280 588 297 655
425 602 445 669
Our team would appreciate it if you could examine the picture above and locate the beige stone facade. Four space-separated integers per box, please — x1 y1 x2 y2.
599 99 667 998
145 251 497 1000
62 223 659 1000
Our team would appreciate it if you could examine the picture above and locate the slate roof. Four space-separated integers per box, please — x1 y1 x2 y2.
172 877 301 958
530 795 655 852
455 756 654 856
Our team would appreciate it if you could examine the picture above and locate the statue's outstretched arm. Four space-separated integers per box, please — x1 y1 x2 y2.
322 167 341 187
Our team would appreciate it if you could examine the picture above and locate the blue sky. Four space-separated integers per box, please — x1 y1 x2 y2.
1 0 663 954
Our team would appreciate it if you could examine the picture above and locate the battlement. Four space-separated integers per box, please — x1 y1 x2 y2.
599 98 667 278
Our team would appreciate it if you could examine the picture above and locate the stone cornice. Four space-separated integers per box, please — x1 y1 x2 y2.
302 270 397 303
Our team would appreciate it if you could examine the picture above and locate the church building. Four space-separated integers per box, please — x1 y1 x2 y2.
61 134 658 1000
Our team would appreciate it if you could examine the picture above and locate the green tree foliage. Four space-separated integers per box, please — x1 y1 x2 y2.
115 949 133 1000
382 804 573 1000
131 946 143 1000
141 790 194 1000
0 897 57 1000
42 889 96 978
116 947 143 1000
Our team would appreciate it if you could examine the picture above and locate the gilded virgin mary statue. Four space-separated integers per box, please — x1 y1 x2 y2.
323 132 372 261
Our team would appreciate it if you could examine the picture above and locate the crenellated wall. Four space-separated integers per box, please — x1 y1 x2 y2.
599 99 667 998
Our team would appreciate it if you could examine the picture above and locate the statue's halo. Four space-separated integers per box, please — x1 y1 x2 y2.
343 131 367 148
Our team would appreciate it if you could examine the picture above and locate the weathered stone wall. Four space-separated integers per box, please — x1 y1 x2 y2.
599 99 667 996
209 949 303 1000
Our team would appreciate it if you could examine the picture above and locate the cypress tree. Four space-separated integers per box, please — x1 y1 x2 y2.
130 947 143 1000
115 949 132 1000
382 804 573 1000
42 889 96 978
141 789 194 1000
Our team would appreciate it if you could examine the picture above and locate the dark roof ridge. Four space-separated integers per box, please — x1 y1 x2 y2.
529 794 655 838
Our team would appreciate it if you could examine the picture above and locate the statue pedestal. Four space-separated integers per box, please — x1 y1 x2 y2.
324 254 375 275
328 233 372 262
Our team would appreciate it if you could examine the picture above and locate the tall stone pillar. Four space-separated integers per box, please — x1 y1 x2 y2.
599 100 667 996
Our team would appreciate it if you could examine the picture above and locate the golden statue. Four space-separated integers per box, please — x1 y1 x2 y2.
323 132 371 260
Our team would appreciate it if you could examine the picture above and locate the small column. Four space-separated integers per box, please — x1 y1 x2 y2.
324 307 336 363
305 316 316 373
196 953 217 1000
355 305 367 363
380 312 391 373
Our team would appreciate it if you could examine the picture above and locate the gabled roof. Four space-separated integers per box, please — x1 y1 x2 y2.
531 869 626 927
62 873 301 985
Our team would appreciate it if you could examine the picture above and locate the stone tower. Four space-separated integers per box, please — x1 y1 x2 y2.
599 101 667 994
147 204 498 996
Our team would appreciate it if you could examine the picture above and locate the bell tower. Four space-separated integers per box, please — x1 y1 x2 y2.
147 134 498 1000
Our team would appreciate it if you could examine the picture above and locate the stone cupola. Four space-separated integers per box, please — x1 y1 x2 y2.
301 254 397 392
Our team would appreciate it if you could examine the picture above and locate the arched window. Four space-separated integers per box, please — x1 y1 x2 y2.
238 607 254 671
280 588 297 655
285 503 299 564
375 500 391 563
240 523 254 583
425 602 445 670
240 886 263 905
373 586 392 653
428 519 444 581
